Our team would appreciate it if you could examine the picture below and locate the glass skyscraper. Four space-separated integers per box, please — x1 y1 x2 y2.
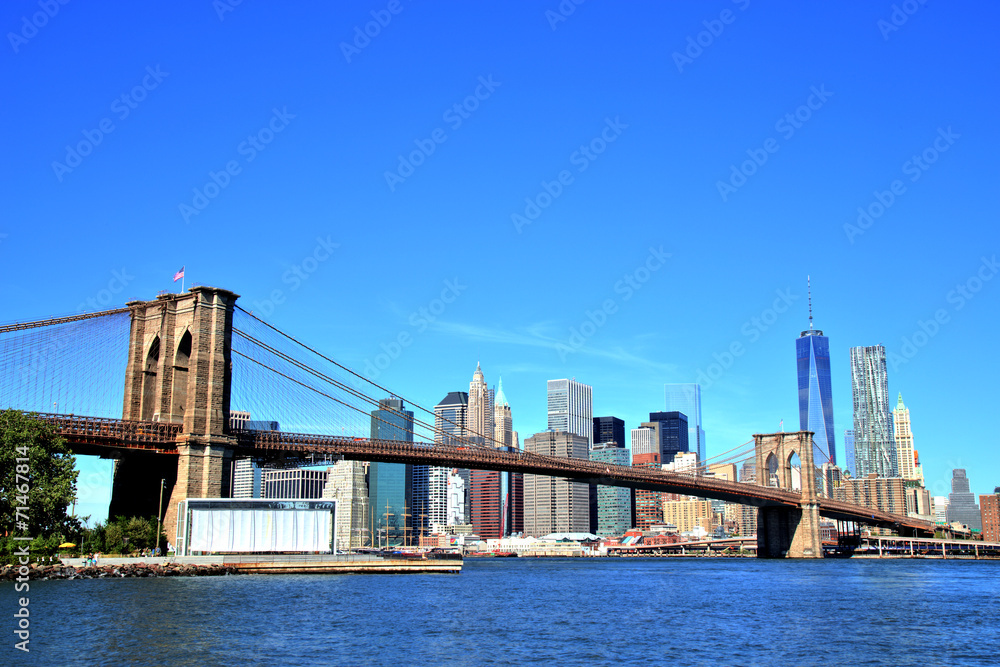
590 443 631 536
664 384 706 463
849 345 898 478
844 429 856 475
547 379 593 447
796 321 836 466
369 397 414 546
648 411 689 465
593 416 625 447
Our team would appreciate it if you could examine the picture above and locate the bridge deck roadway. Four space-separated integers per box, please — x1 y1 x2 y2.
38 413 935 534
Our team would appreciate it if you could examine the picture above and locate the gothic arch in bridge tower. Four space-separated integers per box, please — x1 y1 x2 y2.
788 451 802 491
765 452 778 487
171 330 191 422
141 336 160 421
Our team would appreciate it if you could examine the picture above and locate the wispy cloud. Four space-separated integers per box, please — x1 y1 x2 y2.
428 320 678 374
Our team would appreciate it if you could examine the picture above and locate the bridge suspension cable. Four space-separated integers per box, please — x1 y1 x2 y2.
231 316 503 450
0 309 130 418
232 306 505 449
232 329 485 449
0 306 131 335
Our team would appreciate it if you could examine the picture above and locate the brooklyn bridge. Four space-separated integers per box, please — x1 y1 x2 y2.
0 286 938 558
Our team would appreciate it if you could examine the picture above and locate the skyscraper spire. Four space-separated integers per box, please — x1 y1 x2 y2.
495 376 509 407
807 275 813 329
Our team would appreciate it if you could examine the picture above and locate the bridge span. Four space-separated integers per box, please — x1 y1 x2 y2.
3 287 938 559
39 412 935 538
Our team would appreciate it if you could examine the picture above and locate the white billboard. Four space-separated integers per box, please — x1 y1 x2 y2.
178 499 335 556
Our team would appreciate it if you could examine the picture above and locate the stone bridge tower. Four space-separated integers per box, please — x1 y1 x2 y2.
110 287 239 548
754 431 822 558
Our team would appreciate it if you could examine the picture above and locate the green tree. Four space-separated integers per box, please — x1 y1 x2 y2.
1 410 81 554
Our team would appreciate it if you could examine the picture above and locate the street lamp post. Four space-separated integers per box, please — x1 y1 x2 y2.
155 478 165 556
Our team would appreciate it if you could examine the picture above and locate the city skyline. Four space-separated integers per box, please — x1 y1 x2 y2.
3 3 997 524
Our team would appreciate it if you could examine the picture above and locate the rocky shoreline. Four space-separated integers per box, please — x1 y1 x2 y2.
1 562 242 580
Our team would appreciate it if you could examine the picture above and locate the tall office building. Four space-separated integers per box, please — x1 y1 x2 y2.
844 430 856 475
946 469 982 531
632 451 662 530
933 496 948 524
844 474 907 516
905 486 933 520
648 411 690 466
850 345 898 478
796 283 836 466
466 363 494 443
471 468 502 539
593 416 625 450
322 460 369 549
891 393 919 482
547 379 593 447
664 384 706 464
446 470 466 527
369 398 414 546
631 424 659 529
631 424 658 456
485 376 521 538
232 458 262 498
494 377 514 448
466 364 502 537
590 416 626 533
591 441 631 537
523 431 590 536
506 470 524 536
263 469 328 499
980 489 1000 543
413 392 468 534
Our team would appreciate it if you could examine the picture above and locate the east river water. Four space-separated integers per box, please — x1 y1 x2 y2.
4 557 999 666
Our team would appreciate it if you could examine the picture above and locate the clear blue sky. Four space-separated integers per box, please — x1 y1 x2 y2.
2 1 997 523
